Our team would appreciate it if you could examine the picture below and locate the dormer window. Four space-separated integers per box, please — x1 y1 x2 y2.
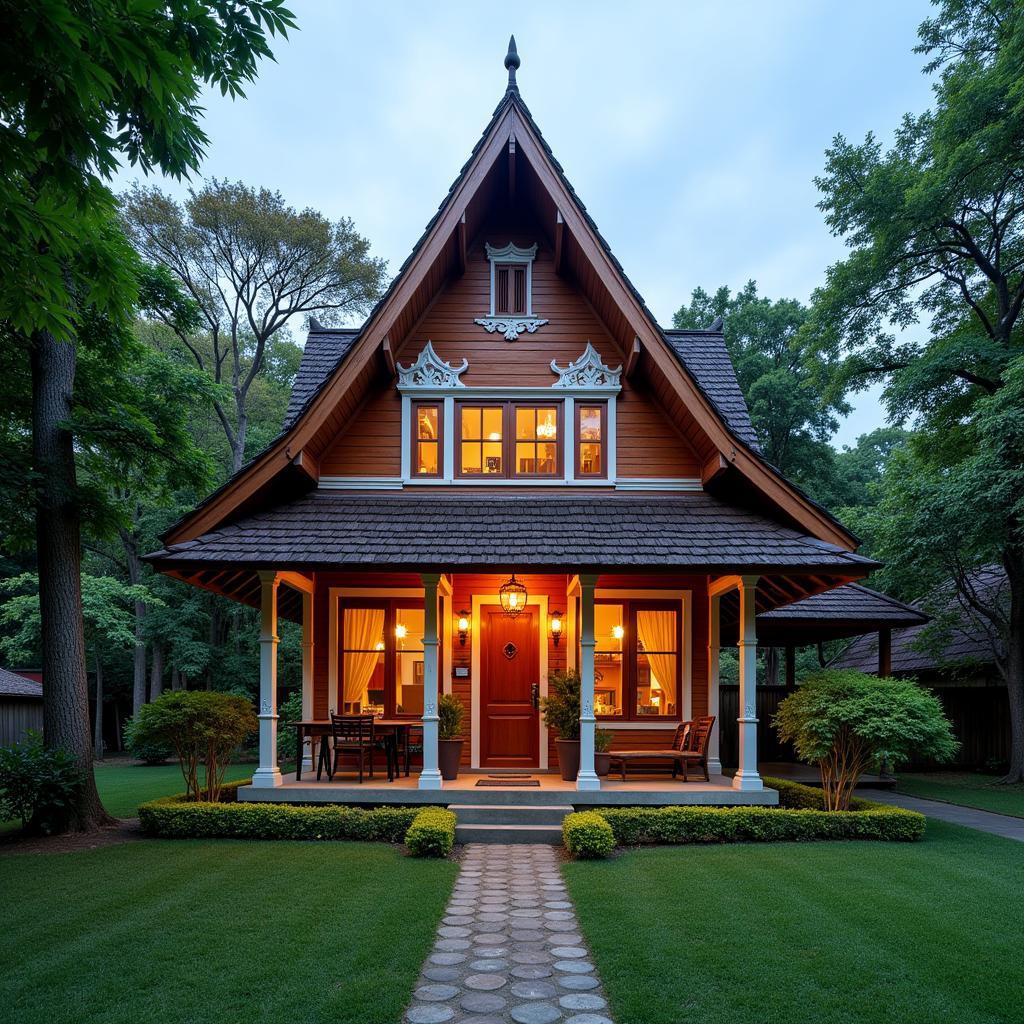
475 242 549 341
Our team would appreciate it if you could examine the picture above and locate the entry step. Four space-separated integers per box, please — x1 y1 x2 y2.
455 822 565 845
448 803 573 826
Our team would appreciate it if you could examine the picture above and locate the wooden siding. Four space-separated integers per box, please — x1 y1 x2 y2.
0 698 42 747
320 387 402 476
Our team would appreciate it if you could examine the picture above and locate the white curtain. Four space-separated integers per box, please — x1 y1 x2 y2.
342 608 385 709
636 610 677 715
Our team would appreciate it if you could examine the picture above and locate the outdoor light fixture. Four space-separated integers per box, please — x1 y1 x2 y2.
612 624 625 641
457 611 470 646
550 611 563 646
499 573 528 617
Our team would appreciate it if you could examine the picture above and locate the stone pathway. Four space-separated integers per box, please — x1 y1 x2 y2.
405 844 613 1024
864 789 1024 842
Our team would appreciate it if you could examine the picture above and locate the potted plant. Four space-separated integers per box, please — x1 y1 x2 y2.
437 693 465 781
594 728 613 777
541 669 581 781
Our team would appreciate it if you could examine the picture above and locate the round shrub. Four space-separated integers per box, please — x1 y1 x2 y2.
124 717 174 765
563 810 615 858
405 807 456 857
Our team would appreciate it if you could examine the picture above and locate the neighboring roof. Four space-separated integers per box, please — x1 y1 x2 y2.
833 566 1005 674
756 583 928 644
0 667 43 699
148 492 877 574
662 330 759 450
282 328 360 430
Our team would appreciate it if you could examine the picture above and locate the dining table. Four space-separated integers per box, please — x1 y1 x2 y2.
293 718 420 781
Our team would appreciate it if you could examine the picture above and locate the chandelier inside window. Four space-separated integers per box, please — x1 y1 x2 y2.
499 573 528 617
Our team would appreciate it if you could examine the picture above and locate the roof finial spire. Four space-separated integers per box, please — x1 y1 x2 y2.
504 35 520 93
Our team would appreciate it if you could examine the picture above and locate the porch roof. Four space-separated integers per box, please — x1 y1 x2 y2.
146 491 878 575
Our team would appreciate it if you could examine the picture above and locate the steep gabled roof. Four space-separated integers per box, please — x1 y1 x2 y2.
283 327 360 431
158 44 858 553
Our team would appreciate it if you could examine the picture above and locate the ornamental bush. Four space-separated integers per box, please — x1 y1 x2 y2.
563 810 616 858
438 693 465 740
123 716 174 765
405 807 456 857
541 669 581 740
129 691 257 802
0 731 85 834
774 670 958 810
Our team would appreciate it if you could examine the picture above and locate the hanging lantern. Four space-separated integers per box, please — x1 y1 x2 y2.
499 573 528 617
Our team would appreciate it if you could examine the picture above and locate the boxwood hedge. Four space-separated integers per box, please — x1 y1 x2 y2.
404 807 457 858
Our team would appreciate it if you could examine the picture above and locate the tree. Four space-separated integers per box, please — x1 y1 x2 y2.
0 0 296 830
123 179 386 473
673 281 847 501
806 0 1024 780
816 426 910 514
774 669 958 810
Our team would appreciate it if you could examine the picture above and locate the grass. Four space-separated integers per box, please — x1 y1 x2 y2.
1 839 457 1024
91 759 255 817
565 821 1024 1024
897 771 1024 818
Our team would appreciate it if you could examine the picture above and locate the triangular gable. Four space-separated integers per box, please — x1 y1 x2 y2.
164 61 856 552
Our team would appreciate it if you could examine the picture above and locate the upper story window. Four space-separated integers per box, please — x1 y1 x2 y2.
413 403 441 477
576 402 606 478
458 402 561 478
475 243 549 341
495 263 527 316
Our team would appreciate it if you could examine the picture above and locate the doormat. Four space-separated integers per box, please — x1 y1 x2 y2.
475 779 541 787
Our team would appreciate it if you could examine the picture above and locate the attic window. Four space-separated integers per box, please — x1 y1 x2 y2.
475 242 549 341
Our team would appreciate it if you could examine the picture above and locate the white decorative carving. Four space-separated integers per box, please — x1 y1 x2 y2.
484 242 538 262
474 316 549 341
397 341 468 388
550 342 623 389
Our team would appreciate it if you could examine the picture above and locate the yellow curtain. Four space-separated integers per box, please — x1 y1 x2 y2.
342 608 385 709
636 610 677 715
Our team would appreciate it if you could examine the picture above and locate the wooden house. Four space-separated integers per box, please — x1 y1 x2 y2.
147 40 882 809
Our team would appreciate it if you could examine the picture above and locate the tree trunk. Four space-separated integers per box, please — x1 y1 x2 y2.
231 399 248 475
1001 547 1024 784
122 530 148 717
764 646 779 687
30 328 113 830
150 642 165 700
93 655 104 760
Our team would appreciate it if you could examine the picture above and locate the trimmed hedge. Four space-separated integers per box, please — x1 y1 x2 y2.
405 807 456 858
563 811 615 859
561 778 925 857
139 788 420 842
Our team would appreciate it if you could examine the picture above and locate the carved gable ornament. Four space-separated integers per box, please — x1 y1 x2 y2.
550 342 622 389
397 341 468 388
474 241 549 341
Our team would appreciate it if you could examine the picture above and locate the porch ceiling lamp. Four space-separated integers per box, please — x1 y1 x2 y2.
457 611 471 646
550 611 563 646
499 573 528 617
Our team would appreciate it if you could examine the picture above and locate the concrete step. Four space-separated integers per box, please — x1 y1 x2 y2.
455 822 565 845
449 803 573 826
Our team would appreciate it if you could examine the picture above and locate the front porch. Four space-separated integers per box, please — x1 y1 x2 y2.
238 768 780 807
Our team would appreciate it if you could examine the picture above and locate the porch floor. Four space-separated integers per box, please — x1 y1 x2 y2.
238 770 780 807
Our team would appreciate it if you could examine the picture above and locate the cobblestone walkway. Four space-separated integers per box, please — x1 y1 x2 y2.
404 844 613 1024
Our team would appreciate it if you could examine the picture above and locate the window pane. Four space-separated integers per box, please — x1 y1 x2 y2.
536 407 558 441
516 442 536 474
417 406 438 440
580 407 602 440
461 407 481 440
594 603 624 716
482 407 503 440
461 442 482 473
341 607 386 715
416 442 438 475
496 266 510 314
636 610 678 717
482 441 503 474
512 265 526 314
536 442 557 474
579 442 602 476
394 609 425 715
516 406 536 440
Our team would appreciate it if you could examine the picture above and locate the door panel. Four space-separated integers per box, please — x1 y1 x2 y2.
480 607 539 768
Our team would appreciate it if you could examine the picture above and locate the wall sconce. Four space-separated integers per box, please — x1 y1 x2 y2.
550 611 563 647
457 610 470 647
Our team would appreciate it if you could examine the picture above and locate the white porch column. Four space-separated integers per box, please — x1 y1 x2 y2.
418 572 443 790
706 591 723 775
733 575 763 792
252 571 283 788
300 589 314 771
576 573 601 791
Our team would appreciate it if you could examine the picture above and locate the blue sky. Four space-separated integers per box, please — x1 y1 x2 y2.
114 0 938 447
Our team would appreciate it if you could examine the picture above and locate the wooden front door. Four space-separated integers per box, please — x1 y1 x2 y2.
480 606 540 768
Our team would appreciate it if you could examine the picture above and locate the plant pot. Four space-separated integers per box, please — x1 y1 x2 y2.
438 738 464 781
595 752 611 777
555 738 580 782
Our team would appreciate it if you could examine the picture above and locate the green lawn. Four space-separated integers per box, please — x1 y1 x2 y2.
897 771 1024 818
1 839 456 1024
565 821 1024 1024
92 759 255 817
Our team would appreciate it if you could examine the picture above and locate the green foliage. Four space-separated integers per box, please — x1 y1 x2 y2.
139 790 420 843
437 693 465 740
540 669 581 740
563 811 616 858
404 807 457 858
775 671 958 809
594 727 614 753
276 691 304 763
123 718 174 765
129 691 257 802
0 731 85 834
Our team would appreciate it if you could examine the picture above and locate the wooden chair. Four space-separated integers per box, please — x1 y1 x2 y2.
318 714 386 783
